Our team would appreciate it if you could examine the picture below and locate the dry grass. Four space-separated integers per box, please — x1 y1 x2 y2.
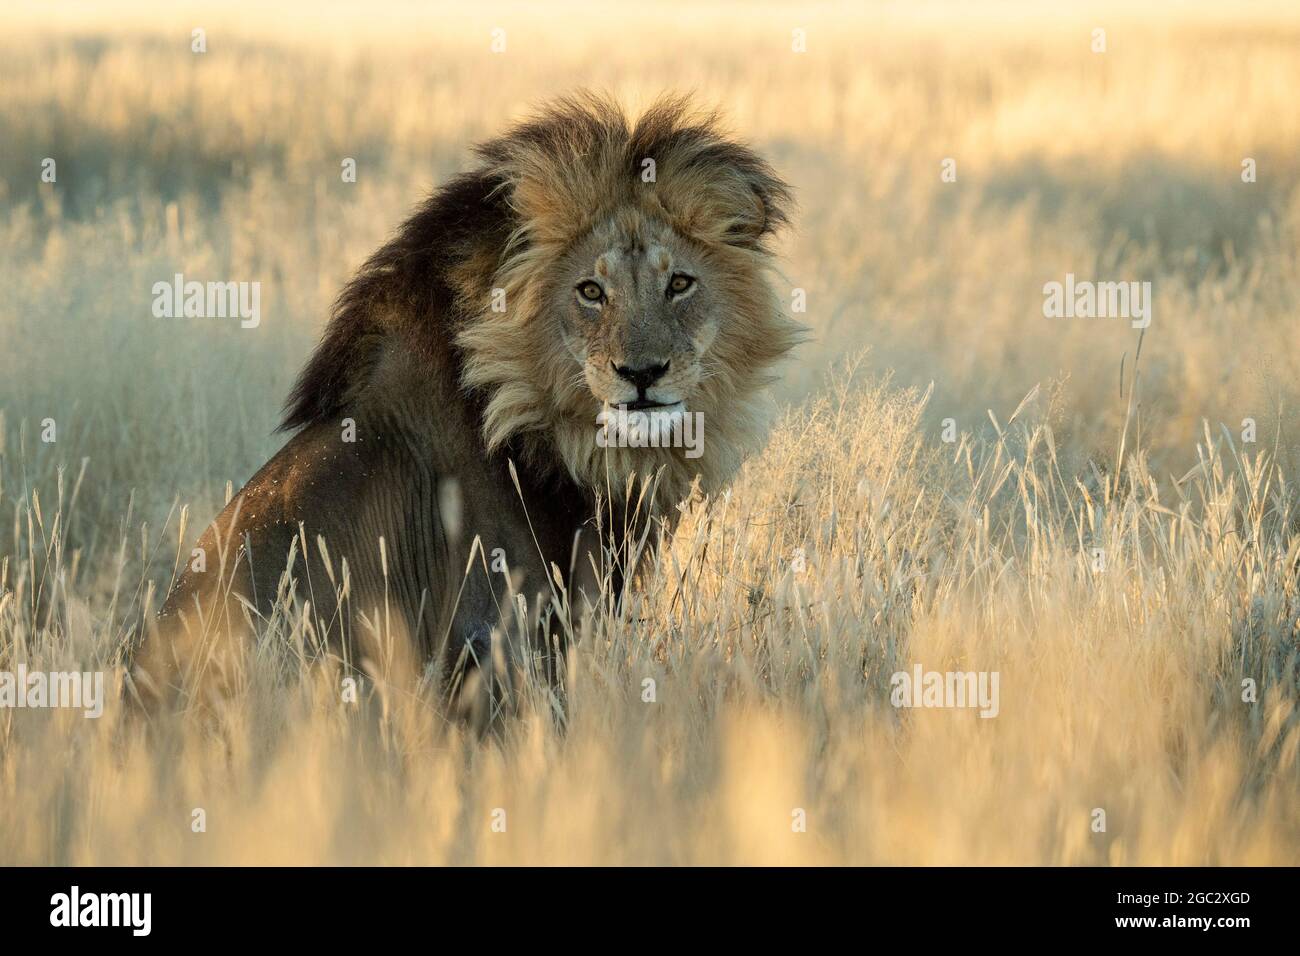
0 0 1297 864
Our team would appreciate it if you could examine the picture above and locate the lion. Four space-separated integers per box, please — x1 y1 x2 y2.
129 92 803 715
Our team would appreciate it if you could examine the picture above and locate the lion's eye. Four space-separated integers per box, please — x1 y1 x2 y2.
668 273 695 297
577 281 605 305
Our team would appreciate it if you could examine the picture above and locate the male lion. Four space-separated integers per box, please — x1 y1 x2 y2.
131 93 802 714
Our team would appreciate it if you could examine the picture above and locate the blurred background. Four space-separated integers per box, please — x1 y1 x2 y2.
4 0 1299 533
1 1 1298 865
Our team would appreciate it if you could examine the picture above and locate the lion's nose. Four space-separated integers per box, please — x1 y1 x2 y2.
612 360 670 391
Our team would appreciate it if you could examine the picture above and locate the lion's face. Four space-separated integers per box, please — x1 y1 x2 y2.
452 94 804 503
555 216 717 419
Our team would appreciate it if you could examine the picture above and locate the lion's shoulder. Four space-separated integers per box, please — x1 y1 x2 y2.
279 169 512 435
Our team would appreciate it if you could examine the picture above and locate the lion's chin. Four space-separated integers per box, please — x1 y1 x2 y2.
596 401 689 445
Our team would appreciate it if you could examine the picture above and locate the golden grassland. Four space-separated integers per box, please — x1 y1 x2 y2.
0 0 1298 864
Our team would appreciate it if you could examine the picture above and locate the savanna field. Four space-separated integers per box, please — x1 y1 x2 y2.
1 0 1298 864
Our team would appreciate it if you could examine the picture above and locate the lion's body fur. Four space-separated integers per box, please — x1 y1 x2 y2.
132 93 801 708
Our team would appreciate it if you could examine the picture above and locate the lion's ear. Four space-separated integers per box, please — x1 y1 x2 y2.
722 173 792 251
674 140 791 253
659 155 792 253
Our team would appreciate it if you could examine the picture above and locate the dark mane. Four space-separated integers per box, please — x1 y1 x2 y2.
278 169 512 432
280 91 791 434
